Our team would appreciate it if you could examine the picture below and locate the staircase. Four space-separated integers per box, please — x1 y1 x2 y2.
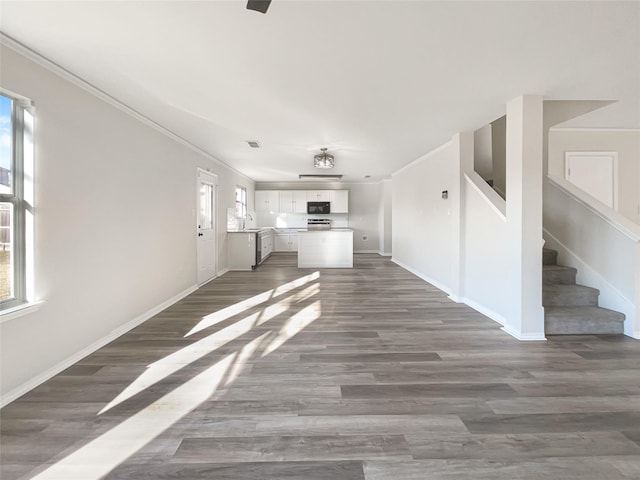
543 247 625 334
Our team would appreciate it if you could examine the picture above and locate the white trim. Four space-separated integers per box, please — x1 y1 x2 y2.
392 141 453 177
459 296 507 326
501 324 547 341
0 33 253 183
564 151 619 211
391 257 453 296
547 175 640 241
377 251 392 257
632 330 640 340
0 300 44 324
0 284 197 408
464 172 507 220
0 87 34 107
217 267 230 277
355 249 379 254
391 258 547 341
550 127 640 133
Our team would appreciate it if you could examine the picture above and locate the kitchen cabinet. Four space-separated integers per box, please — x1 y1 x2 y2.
330 190 349 213
260 229 274 259
298 229 353 268
274 229 299 252
306 190 331 202
279 191 307 213
228 232 256 271
255 190 279 212
255 189 349 214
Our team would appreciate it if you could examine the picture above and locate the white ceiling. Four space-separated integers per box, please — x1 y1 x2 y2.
1 1 638 183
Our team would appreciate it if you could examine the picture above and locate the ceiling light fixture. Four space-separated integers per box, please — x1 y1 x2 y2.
313 147 335 169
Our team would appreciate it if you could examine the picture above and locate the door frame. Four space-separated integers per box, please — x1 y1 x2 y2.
564 151 618 210
196 168 218 285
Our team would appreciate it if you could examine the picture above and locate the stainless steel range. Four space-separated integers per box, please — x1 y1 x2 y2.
307 218 331 230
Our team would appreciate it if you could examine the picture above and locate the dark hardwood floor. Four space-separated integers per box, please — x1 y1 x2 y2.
2 253 639 479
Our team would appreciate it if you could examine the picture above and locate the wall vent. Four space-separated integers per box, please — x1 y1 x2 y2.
247 141 260 148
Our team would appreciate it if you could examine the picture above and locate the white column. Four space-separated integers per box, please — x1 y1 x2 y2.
449 131 474 302
503 95 546 340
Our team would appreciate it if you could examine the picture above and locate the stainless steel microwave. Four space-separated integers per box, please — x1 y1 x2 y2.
307 201 330 214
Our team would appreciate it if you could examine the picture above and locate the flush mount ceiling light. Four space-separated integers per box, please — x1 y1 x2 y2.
313 147 335 169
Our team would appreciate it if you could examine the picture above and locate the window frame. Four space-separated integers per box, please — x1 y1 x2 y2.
235 185 247 220
0 90 34 313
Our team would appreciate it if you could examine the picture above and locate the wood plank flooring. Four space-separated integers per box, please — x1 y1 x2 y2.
2 253 640 479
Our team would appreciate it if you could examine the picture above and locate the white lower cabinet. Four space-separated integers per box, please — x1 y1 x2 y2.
298 230 353 268
228 232 256 271
260 230 274 259
274 230 299 252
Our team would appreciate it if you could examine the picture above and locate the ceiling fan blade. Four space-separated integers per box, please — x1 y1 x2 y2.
247 0 271 14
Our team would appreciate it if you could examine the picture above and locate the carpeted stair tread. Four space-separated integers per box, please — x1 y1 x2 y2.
543 283 600 307
543 264 577 285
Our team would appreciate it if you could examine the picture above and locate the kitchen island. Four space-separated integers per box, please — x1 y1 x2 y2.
297 228 353 268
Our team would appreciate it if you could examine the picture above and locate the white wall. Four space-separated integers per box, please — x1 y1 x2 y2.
473 123 493 180
391 143 456 293
391 96 545 341
462 174 509 323
491 115 507 198
378 179 392 255
548 129 640 225
0 44 254 403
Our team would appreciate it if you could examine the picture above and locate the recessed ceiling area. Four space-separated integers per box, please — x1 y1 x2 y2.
1 1 638 183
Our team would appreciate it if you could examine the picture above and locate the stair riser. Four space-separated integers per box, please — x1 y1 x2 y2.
543 270 576 285
543 250 558 266
543 291 599 307
545 317 624 335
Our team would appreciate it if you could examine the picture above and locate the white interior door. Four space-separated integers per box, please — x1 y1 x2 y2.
565 152 618 209
197 169 217 285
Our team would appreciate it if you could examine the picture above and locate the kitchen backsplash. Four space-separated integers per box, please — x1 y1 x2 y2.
257 212 349 229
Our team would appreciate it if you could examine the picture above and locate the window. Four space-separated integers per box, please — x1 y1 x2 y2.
0 91 34 312
235 186 247 219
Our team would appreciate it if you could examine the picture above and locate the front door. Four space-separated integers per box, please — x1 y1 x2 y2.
197 169 217 285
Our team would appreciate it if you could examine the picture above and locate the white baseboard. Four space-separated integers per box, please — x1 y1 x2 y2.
378 251 392 257
460 296 506 326
391 258 453 296
217 267 230 277
0 284 198 408
354 250 380 254
501 324 547 341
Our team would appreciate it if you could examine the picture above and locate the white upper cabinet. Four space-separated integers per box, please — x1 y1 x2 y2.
255 190 279 212
306 190 331 202
292 191 308 213
280 190 307 213
330 190 349 213
256 189 348 214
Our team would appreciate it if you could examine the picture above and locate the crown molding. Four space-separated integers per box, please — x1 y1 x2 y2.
549 127 640 133
0 32 254 183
